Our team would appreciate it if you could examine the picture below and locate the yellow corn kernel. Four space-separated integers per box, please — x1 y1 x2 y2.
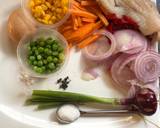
35 6 45 16
48 20 53 24
42 19 49 24
51 16 56 20
44 14 51 21
63 6 68 13
61 0 68 5
35 6 43 12
56 14 62 20
45 2 52 8
56 8 62 13
37 18 43 22
47 0 53 4
41 0 45 4
34 0 42 5
47 11 53 16
51 6 56 11
41 4 48 11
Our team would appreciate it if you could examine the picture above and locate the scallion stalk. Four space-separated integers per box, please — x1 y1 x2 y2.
26 88 157 116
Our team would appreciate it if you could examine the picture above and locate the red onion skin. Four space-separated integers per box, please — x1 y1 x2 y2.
121 88 157 116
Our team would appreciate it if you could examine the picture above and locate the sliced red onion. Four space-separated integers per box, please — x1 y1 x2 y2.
118 54 138 73
134 51 160 83
111 54 136 93
82 30 116 61
105 53 121 70
81 67 100 81
114 29 147 54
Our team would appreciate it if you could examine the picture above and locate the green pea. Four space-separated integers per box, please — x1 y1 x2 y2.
52 51 58 56
33 61 38 65
52 44 58 51
47 56 53 62
38 47 44 53
32 46 37 51
53 57 58 63
46 69 52 74
46 39 53 45
48 63 55 70
58 47 64 52
47 50 52 55
35 50 39 56
37 60 43 66
44 48 49 54
37 55 42 60
39 41 45 47
46 45 51 49
41 66 46 71
36 67 43 74
43 59 48 65
59 53 65 61
29 56 36 61
33 66 38 71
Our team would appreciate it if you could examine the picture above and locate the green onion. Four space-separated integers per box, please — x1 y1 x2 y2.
26 90 119 109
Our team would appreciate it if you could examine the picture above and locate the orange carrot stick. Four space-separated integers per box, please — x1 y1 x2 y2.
77 17 82 27
72 0 87 11
60 26 73 33
70 9 98 19
90 8 109 26
78 34 100 48
81 1 97 6
82 18 96 23
67 21 103 43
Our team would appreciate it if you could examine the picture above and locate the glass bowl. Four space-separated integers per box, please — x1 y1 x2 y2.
17 28 69 78
21 0 71 28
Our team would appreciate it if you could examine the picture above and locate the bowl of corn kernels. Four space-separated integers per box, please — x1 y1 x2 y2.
21 0 70 28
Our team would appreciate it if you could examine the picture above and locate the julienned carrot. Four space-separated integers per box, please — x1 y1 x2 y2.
72 15 78 30
77 17 82 27
81 1 97 6
82 18 96 23
72 0 87 11
77 34 100 48
62 29 74 38
60 26 73 32
90 7 109 26
67 21 103 43
93 21 103 30
70 9 98 19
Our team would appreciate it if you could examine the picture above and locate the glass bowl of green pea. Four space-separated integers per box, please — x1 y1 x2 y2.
17 28 69 78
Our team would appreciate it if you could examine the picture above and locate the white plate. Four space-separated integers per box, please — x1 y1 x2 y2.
0 0 160 128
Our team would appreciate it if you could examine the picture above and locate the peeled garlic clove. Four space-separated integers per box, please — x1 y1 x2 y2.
7 8 36 46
